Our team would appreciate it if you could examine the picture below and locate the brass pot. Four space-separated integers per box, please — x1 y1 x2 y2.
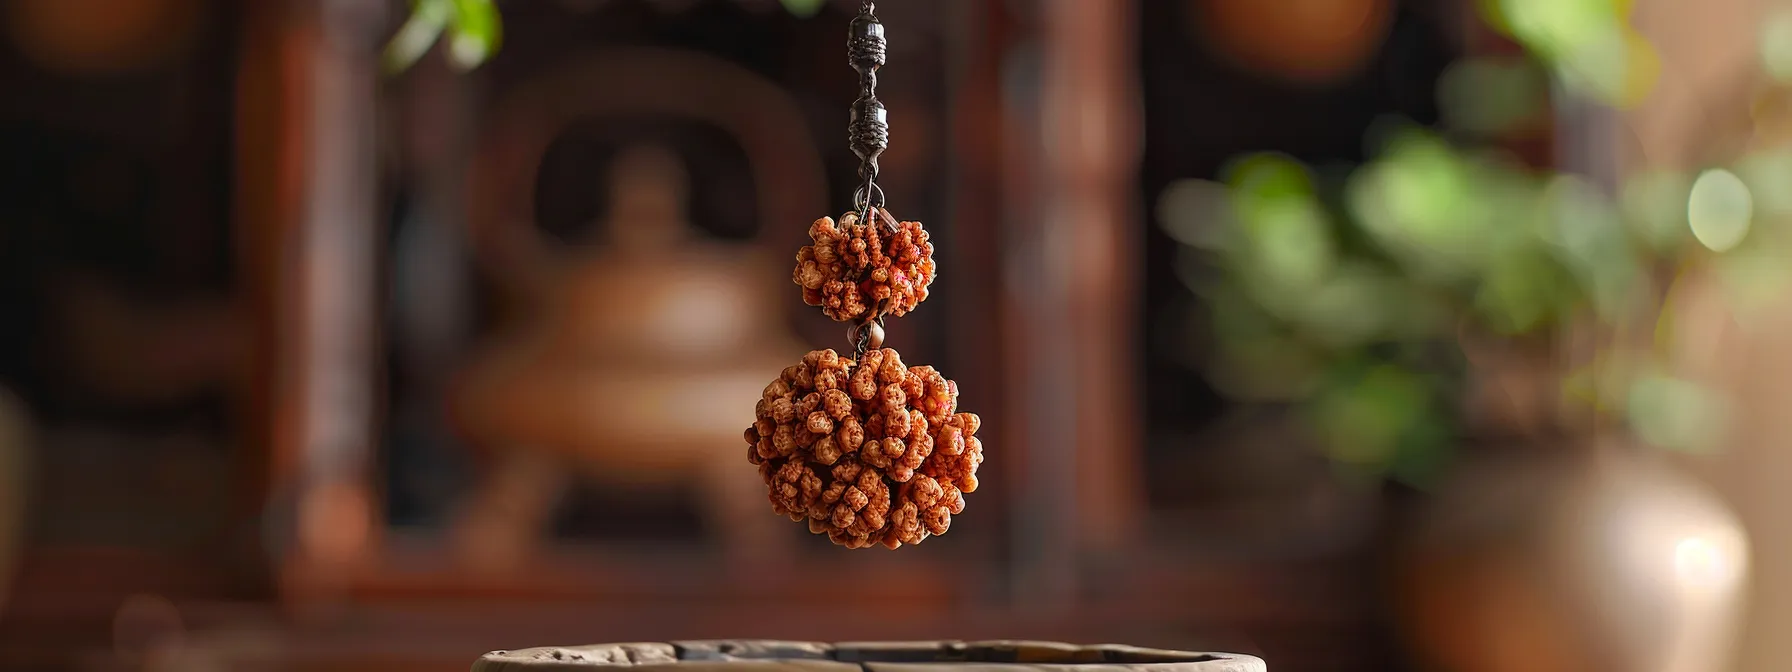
1396 444 1749 672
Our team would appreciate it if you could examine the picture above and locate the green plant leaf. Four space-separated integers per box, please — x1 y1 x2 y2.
383 0 454 75
1242 197 1334 293
1157 179 1235 250
447 0 503 71
1223 153 1315 209
1308 364 1436 474
1438 56 1547 135
1203 287 1327 401
782 0 827 18
1474 249 1574 335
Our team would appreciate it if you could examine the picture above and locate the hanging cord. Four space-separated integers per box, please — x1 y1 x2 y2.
848 0 893 232
844 0 894 366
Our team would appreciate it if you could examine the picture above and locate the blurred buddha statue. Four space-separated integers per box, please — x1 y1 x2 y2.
450 144 804 569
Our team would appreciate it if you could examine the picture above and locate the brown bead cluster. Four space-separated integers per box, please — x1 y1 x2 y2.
793 210 936 323
746 348 984 549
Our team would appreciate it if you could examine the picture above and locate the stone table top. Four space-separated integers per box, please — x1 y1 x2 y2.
473 640 1265 672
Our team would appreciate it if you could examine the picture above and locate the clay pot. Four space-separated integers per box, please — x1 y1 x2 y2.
1395 444 1749 672
1192 0 1393 86
474 641 1265 672
5 0 205 74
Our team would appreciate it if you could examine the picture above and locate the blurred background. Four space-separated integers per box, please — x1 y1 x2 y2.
1 0 1790 669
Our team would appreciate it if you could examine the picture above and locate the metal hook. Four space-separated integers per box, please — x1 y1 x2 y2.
852 182 885 212
852 181 887 228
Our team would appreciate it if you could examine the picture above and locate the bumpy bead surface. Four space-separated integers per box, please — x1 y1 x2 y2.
793 210 936 323
746 348 983 549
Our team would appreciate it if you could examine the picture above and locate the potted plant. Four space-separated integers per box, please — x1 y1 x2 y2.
1158 1 1778 668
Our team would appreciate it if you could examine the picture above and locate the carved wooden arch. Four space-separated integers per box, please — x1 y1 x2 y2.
467 46 830 294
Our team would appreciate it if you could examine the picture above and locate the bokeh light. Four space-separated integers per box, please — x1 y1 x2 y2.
1687 169 1754 253
1762 10 1792 84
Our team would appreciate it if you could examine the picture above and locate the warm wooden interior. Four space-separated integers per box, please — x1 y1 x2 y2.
0 1 1491 670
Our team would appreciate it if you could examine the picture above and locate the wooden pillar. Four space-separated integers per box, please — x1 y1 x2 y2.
290 0 385 599
234 0 308 591
236 0 385 606
1040 0 1143 560
941 0 1012 566
1003 0 1143 606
